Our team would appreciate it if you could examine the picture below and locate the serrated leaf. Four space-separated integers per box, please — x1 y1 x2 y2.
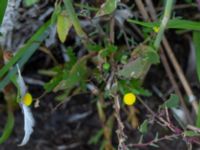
44 72 64 92
54 57 88 92
66 47 77 64
139 120 148 134
162 94 179 108
44 48 77 93
96 0 118 17
57 11 72 43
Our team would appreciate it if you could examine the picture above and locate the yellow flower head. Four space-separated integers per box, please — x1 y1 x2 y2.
153 26 160 33
22 93 33 106
123 93 136 106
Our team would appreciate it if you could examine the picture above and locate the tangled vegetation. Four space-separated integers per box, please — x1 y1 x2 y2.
1 0 200 149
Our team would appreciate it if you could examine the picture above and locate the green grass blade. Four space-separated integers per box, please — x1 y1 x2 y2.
0 20 51 91
0 0 8 26
0 20 51 79
128 19 200 31
193 31 200 82
0 111 14 144
196 102 200 128
193 31 200 128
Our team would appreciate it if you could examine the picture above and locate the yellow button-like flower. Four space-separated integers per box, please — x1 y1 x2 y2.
23 93 33 106
153 26 160 33
123 93 136 106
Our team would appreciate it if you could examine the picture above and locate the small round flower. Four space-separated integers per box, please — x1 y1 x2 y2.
123 93 136 106
153 26 160 33
23 93 33 106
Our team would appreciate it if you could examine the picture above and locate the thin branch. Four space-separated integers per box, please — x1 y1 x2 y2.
128 134 181 148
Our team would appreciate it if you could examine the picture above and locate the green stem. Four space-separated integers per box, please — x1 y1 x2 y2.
154 0 174 50
0 106 14 144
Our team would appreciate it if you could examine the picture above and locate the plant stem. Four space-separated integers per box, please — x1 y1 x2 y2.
145 0 198 114
154 0 174 50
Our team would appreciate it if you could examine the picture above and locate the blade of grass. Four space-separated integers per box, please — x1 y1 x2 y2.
0 0 8 26
193 31 200 124
193 31 200 82
128 19 200 31
0 20 51 79
0 20 51 91
0 111 14 144
196 102 200 128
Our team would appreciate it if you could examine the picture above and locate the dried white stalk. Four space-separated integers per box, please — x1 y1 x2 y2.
17 65 35 146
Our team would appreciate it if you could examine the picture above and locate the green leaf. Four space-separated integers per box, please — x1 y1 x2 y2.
63 0 87 39
86 43 102 52
96 0 118 16
119 79 151 96
0 0 8 26
162 94 179 108
0 20 51 91
117 45 158 79
128 19 200 31
100 44 118 58
24 0 39 6
100 140 108 150
57 11 72 43
66 47 77 64
184 130 200 137
144 49 160 64
44 72 64 92
53 56 88 92
44 48 77 92
117 57 150 79
0 111 14 144
196 102 200 128
193 31 200 82
139 120 148 134
51 3 62 24
88 129 104 145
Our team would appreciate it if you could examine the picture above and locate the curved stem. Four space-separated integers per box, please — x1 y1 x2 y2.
154 0 174 50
